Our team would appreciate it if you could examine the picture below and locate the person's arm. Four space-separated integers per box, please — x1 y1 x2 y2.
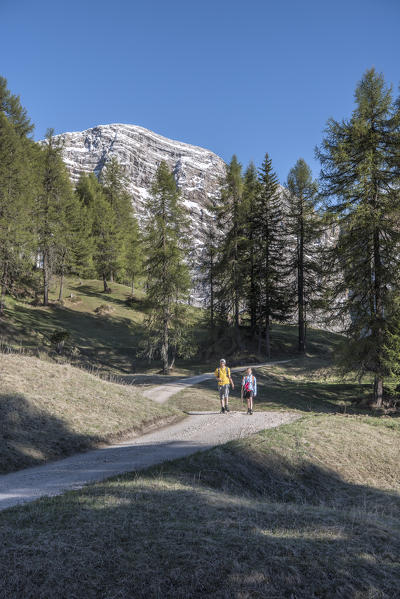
215 368 220 382
254 377 257 397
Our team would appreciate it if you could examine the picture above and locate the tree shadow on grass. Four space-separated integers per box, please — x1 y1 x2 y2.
70 284 153 315
10 303 147 373
0 392 101 474
0 448 398 598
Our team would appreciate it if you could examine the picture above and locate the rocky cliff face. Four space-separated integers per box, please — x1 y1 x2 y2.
54 123 227 229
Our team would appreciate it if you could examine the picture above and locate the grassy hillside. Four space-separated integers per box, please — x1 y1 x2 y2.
1 414 398 598
1 276 342 375
0 353 180 474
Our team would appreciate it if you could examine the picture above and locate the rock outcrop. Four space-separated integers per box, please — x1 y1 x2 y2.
54 123 227 229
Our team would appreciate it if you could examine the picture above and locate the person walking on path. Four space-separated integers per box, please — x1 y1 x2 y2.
241 367 257 415
214 358 234 413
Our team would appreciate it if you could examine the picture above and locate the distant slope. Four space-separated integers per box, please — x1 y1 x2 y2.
0 353 180 473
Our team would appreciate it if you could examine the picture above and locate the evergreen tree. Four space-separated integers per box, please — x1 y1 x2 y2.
54 193 94 300
286 158 322 353
0 76 33 137
253 153 291 358
124 214 142 296
143 161 191 374
198 198 219 328
0 112 35 313
241 162 261 331
214 156 245 329
316 69 400 406
100 157 132 282
36 129 74 305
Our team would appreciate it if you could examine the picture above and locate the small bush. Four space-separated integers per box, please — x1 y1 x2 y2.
94 304 115 316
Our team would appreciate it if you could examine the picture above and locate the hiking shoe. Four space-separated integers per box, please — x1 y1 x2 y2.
247 408 250 414
250 409 253 415
225 405 230 413
220 407 225 414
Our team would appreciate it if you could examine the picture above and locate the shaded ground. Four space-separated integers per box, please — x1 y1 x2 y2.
0 415 398 598
0 354 180 474
0 411 297 511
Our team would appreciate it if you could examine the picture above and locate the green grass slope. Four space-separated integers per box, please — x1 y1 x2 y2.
1 276 342 375
0 353 180 473
1 415 399 598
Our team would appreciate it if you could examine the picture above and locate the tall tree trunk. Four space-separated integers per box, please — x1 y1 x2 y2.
43 250 49 306
58 272 64 302
374 375 384 407
250 247 256 331
109 270 114 283
298 201 305 353
257 325 262 355
103 272 109 293
0 263 7 316
131 277 134 296
161 307 169 375
210 255 214 329
265 316 271 360
373 221 384 406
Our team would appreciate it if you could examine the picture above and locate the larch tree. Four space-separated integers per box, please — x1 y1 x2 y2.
36 129 73 305
316 68 400 406
253 153 291 358
242 162 261 332
286 158 322 353
143 161 191 374
214 156 245 331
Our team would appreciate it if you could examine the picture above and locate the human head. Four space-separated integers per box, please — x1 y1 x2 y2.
220 359 226 366
246 367 252 375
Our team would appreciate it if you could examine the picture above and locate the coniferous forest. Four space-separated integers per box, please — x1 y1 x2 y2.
1 69 400 404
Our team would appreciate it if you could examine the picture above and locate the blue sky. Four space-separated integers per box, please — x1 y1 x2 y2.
1 0 399 183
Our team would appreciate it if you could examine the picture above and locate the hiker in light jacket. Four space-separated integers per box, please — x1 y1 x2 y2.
241 367 257 415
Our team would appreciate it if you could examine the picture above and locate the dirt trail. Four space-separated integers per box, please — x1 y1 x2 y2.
144 360 291 403
0 360 295 512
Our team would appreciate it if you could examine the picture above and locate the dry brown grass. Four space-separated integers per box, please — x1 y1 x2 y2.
0 415 398 598
0 353 181 473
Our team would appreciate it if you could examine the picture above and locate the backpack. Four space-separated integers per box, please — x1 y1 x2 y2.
244 375 255 392
218 367 230 380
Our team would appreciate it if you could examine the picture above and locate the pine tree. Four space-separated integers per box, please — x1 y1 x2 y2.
36 129 74 305
0 113 35 313
316 68 400 406
0 76 33 137
253 153 291 358
286 158 321 353
242 162 261 331
54 193 94 300
214 156 245 329
100 157 132 282
143 161 191 374
75 172 121 292
124 214 142 296
198 197 219 328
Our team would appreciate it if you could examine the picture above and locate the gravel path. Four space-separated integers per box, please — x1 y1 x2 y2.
0 359 296 511
144 360 292 403
0 411 298 511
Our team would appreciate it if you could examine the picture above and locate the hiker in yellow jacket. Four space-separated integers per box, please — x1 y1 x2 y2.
214 358 234 413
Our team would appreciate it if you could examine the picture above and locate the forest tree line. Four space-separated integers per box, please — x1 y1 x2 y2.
1 69 400 403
